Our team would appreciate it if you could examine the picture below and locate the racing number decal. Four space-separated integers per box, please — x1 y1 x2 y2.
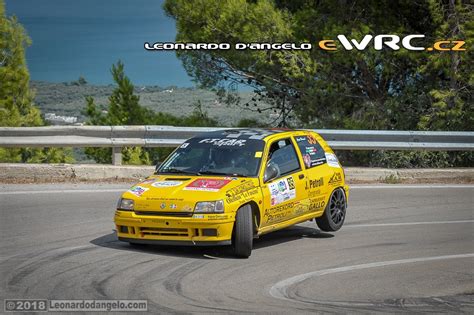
287 177 295 190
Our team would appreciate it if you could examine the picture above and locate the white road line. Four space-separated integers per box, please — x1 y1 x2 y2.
0 189 126 195
350 184 474 189
269 253 474 302
345 220 474 228
0 184 472 195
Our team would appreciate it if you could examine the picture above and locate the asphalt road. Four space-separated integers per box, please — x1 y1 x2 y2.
1 183 473 313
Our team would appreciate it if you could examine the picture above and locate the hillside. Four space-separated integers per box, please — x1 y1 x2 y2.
31 81 271 126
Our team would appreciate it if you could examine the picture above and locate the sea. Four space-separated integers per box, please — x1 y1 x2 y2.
5 0 194 87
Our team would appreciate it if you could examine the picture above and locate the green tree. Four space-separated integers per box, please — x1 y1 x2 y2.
164 0 473 167
164 0 472 130
85 61 157 126
0 1 41 127
84 61 218 164
84 61 154 164
417 0 473 131
0 1 73 163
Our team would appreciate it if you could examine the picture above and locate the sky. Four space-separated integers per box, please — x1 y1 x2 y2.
5 0 194 86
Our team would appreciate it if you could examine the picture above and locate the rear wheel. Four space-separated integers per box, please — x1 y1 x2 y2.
232 205 253 258
316 188 347 232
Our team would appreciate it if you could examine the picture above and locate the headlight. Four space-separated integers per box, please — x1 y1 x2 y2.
194 200 224 213
117 198 134 210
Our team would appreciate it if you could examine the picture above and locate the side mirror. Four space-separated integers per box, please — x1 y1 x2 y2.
264 163 279 183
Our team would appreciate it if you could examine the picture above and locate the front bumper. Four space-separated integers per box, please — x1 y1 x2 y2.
118 237 231 246
114 210 235 245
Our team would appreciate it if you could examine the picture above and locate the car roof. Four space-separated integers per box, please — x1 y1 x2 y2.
195 128 307 141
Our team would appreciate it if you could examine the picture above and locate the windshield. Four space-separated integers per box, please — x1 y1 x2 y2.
157 137 265 177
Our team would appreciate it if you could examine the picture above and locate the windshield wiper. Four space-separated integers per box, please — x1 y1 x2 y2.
158 168 198 175
197 170 247 177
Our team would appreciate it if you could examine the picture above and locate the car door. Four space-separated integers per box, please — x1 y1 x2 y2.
294 133 332 216
260 137 309 228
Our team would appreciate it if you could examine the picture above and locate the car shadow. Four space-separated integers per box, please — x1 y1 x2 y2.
90 225 333 259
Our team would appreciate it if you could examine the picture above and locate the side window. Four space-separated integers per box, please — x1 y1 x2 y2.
294 134 326 169
267 138 301 176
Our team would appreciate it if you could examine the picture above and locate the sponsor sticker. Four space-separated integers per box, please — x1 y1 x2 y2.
307 135 318 144
294 203 310 215
287 177 295 190
207 214 228 220
128 186 148 197
199 138 247 146
325 152 340 168
305 146 318 154
183 205 193 212
311 157 327 167
309 196 326 212
180 143 189 148
328 172 343 185
151 181 183 188
225 181 259 203
146 197 184 201
296 137 306 142
303 154 312 168
268 177 296 206
183 178 231 192
264 202 294 223
307 177 324 190
254 151 263 158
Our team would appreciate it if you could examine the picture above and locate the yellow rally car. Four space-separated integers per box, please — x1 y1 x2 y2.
115 129 349 257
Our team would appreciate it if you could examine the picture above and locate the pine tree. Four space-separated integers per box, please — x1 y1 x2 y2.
84 61 154 164
0 1 41 127
84 61 219 164
0 1 73 163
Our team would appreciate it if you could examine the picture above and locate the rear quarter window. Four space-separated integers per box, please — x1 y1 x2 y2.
294 135 327 169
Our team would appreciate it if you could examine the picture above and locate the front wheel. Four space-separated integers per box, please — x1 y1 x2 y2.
232 205 253 258
316 188 347 232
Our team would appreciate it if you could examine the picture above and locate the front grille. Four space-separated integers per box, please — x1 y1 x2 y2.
139 227 189 237
134 211 193 217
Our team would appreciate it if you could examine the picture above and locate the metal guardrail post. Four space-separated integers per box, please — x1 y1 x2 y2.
112 147 122 166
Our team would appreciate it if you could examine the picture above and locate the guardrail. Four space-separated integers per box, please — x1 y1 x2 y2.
0 126 472 165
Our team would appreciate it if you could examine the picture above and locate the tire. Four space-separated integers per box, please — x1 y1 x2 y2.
316 188 347 232
232 205 253 258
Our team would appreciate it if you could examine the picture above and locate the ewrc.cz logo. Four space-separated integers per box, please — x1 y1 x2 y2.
319 35 466 51
145 35 466 52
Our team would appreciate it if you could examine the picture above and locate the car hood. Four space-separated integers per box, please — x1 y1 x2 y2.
122 174 260 213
